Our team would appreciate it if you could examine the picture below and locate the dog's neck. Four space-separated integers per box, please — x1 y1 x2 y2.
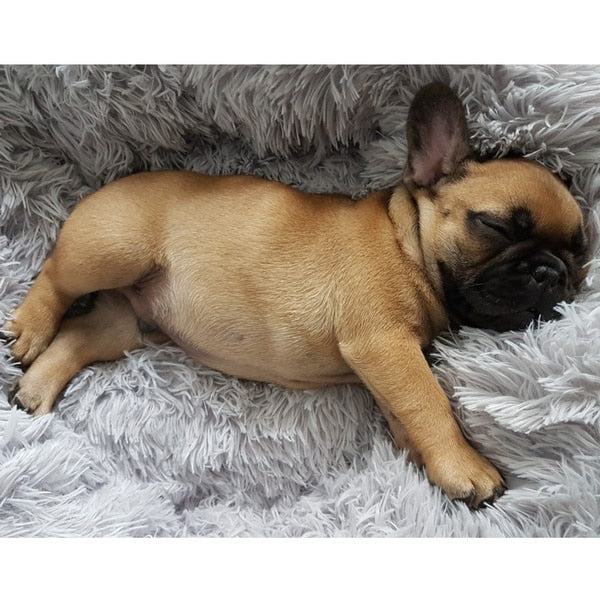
387 186 444 297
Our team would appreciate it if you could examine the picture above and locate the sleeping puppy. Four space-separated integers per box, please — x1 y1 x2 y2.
3 83 588 508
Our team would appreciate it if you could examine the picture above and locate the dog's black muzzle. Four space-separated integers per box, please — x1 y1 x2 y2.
443 250 575 332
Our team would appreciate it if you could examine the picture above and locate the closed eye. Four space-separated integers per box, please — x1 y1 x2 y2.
467 211 512 241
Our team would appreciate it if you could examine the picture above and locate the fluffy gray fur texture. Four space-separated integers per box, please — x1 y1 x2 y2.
1 65 599 537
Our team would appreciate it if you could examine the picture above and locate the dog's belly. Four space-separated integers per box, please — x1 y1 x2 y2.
167 330 359 388
121 272 358 388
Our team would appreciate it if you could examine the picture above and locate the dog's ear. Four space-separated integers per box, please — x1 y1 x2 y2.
404 82 471 189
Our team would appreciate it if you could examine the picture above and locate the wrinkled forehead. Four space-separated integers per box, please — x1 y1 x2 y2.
459 159 583 238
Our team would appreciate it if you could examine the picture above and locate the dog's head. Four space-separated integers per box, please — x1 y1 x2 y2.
404 83 589 332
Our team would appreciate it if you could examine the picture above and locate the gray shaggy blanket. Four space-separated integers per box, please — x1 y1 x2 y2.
1 65 599 537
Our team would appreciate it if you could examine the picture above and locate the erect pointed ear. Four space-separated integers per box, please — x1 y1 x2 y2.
404 82 471 189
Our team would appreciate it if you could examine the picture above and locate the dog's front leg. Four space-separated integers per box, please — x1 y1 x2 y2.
340 332 506 508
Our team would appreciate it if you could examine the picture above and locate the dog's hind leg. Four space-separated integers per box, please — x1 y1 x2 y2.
3 184 162 367
7 291 167 416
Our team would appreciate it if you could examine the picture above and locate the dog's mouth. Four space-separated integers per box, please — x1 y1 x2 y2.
440 250 579 332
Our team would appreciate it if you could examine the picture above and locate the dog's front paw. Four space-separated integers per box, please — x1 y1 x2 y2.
424 442 506 509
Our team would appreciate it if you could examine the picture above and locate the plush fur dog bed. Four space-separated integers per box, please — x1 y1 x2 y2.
1 64 599 537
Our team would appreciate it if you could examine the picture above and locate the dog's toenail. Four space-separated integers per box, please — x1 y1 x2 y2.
458 491 478 509
8 384 26 411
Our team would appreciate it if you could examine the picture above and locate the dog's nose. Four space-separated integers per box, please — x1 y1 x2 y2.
533 264 560 287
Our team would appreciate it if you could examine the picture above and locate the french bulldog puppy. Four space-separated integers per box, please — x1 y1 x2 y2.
3 83 588 508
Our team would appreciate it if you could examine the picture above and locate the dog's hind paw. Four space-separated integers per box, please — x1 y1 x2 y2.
7 381 53 416
2 311 55 368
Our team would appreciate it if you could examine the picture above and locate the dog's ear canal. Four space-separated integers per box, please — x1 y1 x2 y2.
404 82 471 189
